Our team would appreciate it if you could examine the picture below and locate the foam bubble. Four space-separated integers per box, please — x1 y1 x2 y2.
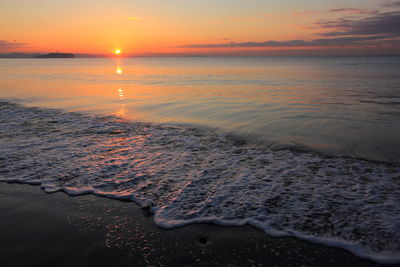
0 101 399 263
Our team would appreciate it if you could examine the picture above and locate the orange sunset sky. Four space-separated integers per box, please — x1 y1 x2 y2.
1 0 400 56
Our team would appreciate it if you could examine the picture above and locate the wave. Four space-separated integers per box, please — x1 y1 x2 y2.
0 101 399 264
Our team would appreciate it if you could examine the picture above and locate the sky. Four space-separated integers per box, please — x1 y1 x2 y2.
1 0 400 56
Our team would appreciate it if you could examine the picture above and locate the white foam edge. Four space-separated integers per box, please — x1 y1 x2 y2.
1 177 400 264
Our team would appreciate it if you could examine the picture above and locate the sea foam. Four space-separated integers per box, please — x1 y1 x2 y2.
0 101 399 263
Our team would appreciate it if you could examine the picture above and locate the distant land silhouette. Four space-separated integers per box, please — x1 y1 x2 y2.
34 52 75 58
0 53 40 58
0 52 399 58
0 53 108 58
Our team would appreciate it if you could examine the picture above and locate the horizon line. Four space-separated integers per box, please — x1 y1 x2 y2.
1 52 400 58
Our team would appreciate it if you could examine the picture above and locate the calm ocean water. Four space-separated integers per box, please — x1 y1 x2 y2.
1 56 399 162
1 56 400 263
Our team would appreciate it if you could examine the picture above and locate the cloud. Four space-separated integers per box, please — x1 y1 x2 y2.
125 17 140 21
293 8 377 16
181 11 400 50
181 35 396 49
328 8 378 15
383 1 400 7
316 11 400 37
0 40 29 52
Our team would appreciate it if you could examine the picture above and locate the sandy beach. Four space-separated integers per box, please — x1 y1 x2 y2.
0 183 384 266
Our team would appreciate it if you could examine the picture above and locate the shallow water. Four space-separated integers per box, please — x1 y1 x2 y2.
0 102 399 263
1 56 400 163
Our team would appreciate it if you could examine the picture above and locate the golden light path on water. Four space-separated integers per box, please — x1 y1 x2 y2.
115 57 126 117
0 56 399 164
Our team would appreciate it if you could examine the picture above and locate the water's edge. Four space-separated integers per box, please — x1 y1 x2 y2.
1 101 399 264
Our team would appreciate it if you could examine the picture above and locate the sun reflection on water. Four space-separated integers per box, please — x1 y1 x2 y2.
116 88 126 117
118 88 124 100
115 59 126 117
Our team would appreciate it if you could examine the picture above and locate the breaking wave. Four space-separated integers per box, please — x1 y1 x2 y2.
0 101 399 264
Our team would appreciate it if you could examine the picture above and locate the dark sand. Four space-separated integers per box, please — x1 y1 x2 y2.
0 183 386 267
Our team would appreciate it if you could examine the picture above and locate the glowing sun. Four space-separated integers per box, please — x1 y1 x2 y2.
114 49 122 55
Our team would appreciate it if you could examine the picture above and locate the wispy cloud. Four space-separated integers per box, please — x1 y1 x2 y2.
293 8 377 16
383 1 400 8
181 10 400 50
0 40 29 52
125 17 140 21
181 36 394 49
316 11 400 37
328 8 378 15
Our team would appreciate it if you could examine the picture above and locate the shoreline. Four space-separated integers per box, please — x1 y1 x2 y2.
1 101 400 265
0 182 386 266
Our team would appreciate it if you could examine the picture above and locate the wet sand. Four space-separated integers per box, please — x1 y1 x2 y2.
0 183 385 267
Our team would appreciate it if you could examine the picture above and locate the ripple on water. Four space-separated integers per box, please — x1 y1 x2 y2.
0 101 399 264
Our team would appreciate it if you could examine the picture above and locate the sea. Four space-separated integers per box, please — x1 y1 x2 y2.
0 56 399 263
